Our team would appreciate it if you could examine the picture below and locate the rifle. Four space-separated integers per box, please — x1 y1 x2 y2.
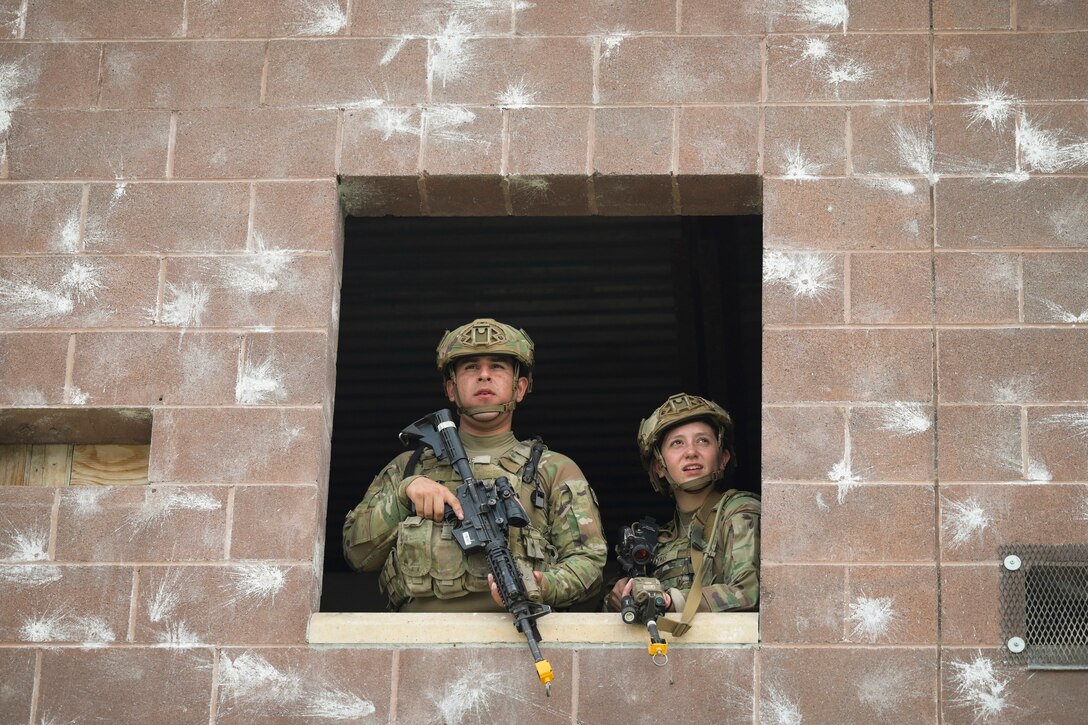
615 518 669 665
399 409 555 694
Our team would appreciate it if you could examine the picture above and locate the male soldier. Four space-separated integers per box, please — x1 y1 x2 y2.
606 393 760 628
343 318 607 612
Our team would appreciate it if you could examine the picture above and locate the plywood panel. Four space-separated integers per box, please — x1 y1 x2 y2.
71 444 150 486
0 444 31 485
27 444 73 487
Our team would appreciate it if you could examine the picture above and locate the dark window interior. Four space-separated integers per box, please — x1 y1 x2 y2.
321 215 762 612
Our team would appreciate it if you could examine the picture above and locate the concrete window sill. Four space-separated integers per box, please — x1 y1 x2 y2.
308 612 758 645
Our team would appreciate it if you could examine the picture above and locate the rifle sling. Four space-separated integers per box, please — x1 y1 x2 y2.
658 493 725 637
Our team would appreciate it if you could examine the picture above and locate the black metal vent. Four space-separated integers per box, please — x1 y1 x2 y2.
1000 544 1088 669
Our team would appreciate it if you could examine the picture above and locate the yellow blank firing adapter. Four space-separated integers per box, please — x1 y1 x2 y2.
536 658 555 695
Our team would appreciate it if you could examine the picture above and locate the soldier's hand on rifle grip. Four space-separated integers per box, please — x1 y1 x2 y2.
488 571 543 608
405 476 464 522
605 577 630 612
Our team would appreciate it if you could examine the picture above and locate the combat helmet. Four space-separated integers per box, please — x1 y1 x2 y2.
436 318 535 416
637 393 737 496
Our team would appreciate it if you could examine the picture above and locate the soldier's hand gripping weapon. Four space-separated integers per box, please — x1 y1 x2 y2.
616 518 669 665
399 408 555 695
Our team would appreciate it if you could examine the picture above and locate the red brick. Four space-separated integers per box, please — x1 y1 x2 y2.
338 175 422 216
933 104 1017 176
24 0 184 39
941 648 1088 724
217 647 393 724
935 33 1088 102
767 0 930 31
55 485 228 562
99 41 263 110
0 184 83 254
760 564 846 643
767 34 929 102
577 648 754 723
760 648 937 723
846 565 938 644
421 106 503 175
940 564 1002 645
765 178 931 250
85 182 250 253
239 331 329 406
173 109 338 179
0 42 101 109
159 253 333 329
677 106 759 175
1027 406 1088 482
593 107 672 175
39 649 213 724
0 565 132 643
133 564 311 643
350 0 511 35
0 332 69 405
939 329 1088 403
935 252 1020 324
0 486 55 561
933 0 1011 29
424 174 507 215
340 107 422 176
230 485 318 560
71 331 237 406
851 104 934 177
508 175 591 216
188 0 349 38
150 407 324 483
940 484 1088 561
762 250 845 324
850 403 935 481
1019 0 1088 29
936 178 1088 249
516 1 674 33
764 329 933 403
1023 252 1088 323
6 111 171 180
764 106 848 177
593 174 674 215
936 405 1023 482
0 649 34 723
763 482 935 562
680 0 769 33
252 181 339 253
598 36 761 104
762 405 846 480
677 174 762 215
508 108 590 175
850 252 933 324
265 38 427 107
0 255 160 330
0 1 23 39
431 37 594 105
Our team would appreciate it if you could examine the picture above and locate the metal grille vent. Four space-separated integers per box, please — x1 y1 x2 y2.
1000 544 1088 669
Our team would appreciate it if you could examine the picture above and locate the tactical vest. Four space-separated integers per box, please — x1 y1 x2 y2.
653 489 760 592
378 439 555 609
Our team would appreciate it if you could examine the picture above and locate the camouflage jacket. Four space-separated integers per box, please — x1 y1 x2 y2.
653 489 760 612
343 431 607 610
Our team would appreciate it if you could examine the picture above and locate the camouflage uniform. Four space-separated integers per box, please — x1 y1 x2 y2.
653 488 760 612
343 430 607 610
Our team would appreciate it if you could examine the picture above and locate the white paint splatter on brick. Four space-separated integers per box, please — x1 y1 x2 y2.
761 684 803 725
943 497 992 548
156 620 202 648
302 690 377 720
59 261 104 304
236 355 287 405
1076 487 1088 521
432 670 502 723
370 107 420 140
848 595 899 643
222 238 294 295
20 611 116 644
67 486 108 517
1039 299 1088 323
781 143 824 179
1016 114 1088 173
991 375 1037 404
1026 458 1052 482
823 58 871 90
863 178 918 196
829 455 862 504
294 0 347 36
0 523 49 562
159 282 209 327
893 121 935 182
877 402 931 435
0 59 32 136
224 563 286 606
601 32 632 61
763 250 838 299
962 80 1020 131
497 78 537 108
0 6 25 37
856 663 912 716
0 274 75 323
59 213 81 253
426 105 489 146
800 36 831 63
430 15 476 88
1041 411 1088 441
127 488 221 534
793 0 850 33
1049 194 1088 243
0 564 62 586
381 36 411 66
948 654 1011 722
219 651 304 707
63 384 89 405
815 492 830 513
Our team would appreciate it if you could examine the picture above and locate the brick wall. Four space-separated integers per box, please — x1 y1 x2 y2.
2 1 1087 722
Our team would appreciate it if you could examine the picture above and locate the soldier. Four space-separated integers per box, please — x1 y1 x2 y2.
606 393 760 628
343 318 607 612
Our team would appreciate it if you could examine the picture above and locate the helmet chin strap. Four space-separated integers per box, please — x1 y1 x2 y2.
451 363 522 418
655 451 723 494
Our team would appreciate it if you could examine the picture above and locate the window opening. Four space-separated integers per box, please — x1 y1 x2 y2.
322 216 761 612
